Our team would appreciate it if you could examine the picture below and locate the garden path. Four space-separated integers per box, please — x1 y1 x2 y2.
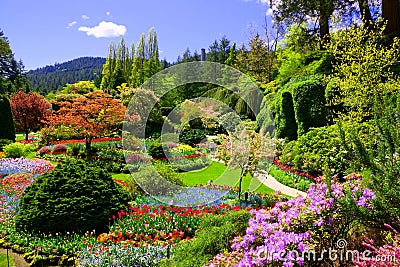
0 248 29 267
253 170 307 198
208 155 307 198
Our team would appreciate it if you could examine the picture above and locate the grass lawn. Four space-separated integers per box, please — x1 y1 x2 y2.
181 161 275 194
15 133 24 141
112 173 131 181
0 252 16 267
112 162 275 195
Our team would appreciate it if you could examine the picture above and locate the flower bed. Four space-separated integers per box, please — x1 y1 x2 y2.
207 175 376 266
273 159 322 182
50 137 122 145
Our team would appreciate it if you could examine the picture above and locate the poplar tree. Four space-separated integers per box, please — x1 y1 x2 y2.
130 33 146 87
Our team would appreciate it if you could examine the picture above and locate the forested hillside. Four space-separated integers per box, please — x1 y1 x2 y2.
27 57 105 94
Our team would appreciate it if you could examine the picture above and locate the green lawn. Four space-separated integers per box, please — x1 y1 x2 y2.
112 162 275 195
181 161 275 194
0 252 16 267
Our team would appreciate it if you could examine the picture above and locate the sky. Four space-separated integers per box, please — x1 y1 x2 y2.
0 0 271 70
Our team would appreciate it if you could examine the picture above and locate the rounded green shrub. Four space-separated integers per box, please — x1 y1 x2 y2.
279 122 377 176
127 163 184 196
15 158 129 233
3 142 29 158
179 128 206 147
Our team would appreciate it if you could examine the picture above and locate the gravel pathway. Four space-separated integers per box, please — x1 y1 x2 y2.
208 155 307 198
254 170 307 197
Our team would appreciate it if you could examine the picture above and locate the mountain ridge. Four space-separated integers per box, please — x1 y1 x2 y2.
27 56 106 93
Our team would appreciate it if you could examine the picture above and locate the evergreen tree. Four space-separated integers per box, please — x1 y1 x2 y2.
0 94 15 141
275 92 298 140
0 29 28 94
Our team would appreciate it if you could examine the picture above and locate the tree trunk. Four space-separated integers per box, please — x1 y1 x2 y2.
85 137 92 152
357 0 373 25
319 5 330 41
25 131 29 141
238 168 245 201
383 0 400 34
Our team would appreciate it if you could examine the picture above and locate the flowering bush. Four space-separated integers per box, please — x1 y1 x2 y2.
126 153 146 164
171 144 196 156
52 143 68 154
38 145 52 155
207 177 376 267
354 224 400 266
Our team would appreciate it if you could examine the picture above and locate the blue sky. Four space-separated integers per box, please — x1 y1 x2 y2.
0 0 271 70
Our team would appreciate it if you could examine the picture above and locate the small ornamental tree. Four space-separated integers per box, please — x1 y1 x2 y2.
11 90 51 140
0 94 15 141
46 91 126 150
228 129 270 200
15 158 129 233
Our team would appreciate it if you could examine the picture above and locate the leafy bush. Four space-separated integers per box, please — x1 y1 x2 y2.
163 210 251 267
148 142 169 159
172 156 210 172
126 163 183 196
350 95 400 231
179 129 206 147
67 143 83 157
3 142 29 158
0 139 13 152
52 143 67 154
279 122 377 176
15 159 129 233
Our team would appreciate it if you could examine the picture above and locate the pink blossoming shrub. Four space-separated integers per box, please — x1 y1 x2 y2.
52 144 68 154
354 224 400 267
207 176 376 267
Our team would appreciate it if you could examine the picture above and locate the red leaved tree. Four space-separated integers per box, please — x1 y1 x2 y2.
46 91 126 150
11 90 51 140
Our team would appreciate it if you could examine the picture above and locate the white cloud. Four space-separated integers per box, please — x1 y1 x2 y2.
78 21 127 38
82 15 90 20
266 8 273 16
67 21 77 29
243 0 268 4
106 11 110 16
